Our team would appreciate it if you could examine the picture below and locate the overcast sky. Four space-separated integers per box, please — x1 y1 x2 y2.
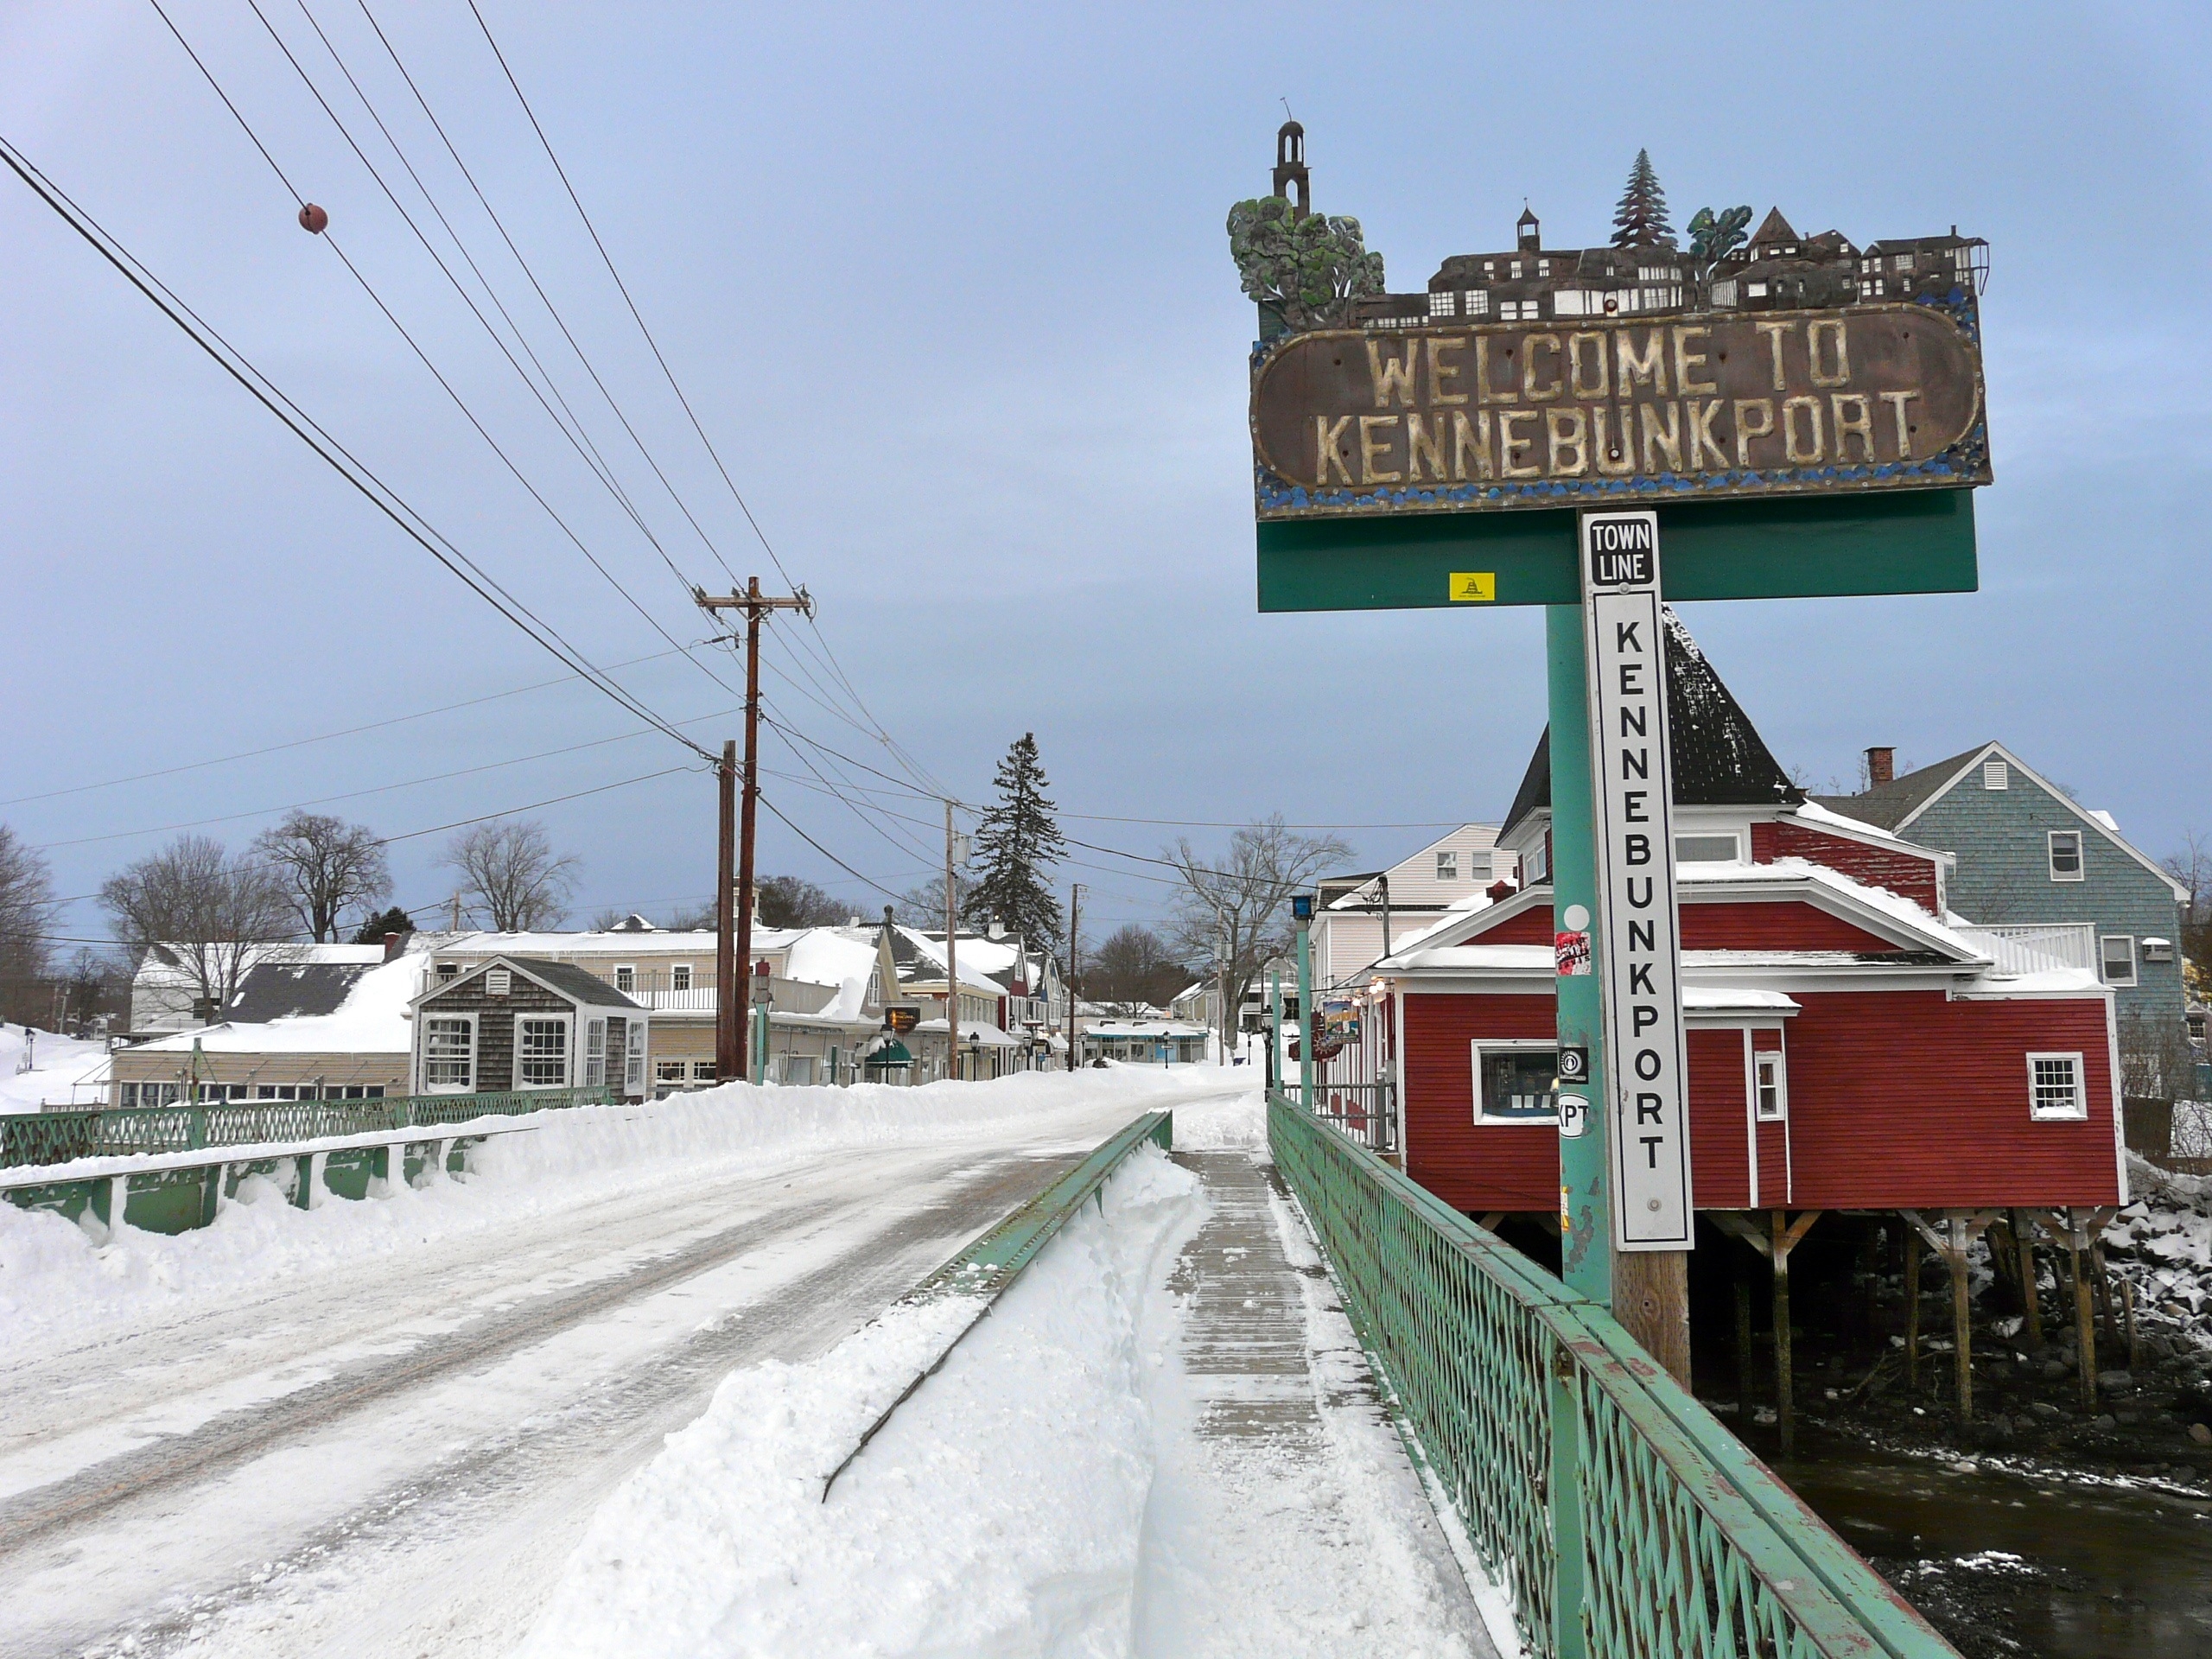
3 0 2206 949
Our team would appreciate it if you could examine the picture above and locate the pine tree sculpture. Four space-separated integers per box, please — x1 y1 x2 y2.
1610 149 1675 250
964 733 1068 947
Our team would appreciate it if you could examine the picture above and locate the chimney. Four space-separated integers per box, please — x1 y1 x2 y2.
383 930 408 963
1865 747 1896 788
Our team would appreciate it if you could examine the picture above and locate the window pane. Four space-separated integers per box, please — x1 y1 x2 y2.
1480 1050 1556 1119
425 1017 474 1089
518 1018 569 1086
2050 833 2082 875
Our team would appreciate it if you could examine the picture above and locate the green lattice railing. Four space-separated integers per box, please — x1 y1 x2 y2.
1 1090 615 1172
1268 1091 1955 1659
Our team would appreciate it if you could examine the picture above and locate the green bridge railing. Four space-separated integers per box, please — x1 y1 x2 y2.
1268 1090 1955 1659
1 1089 617 1172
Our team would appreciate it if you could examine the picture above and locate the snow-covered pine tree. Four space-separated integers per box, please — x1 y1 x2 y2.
1610 149 1674 250
963 733 1068 946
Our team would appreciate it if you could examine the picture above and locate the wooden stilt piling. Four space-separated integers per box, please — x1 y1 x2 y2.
2010 1207 2041 1348
1735 1253 1756 1412
1904 1233 1921 1393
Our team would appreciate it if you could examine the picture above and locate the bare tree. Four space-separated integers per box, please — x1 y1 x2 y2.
0 825 60 1024
252 810 391 943
1163 816 1351 1058
897 871 973 931
2165 830 2211 978
1084 924 1191 1014
760 874 849 928
442 820 579 932
99 834 296 1018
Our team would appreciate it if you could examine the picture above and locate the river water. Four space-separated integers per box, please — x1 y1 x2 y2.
1776 1427 2212 1656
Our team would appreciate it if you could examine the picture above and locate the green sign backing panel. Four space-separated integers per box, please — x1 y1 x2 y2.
1255 487 1975 611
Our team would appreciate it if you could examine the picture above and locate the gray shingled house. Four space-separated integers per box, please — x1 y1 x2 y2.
1816 743 2190 1096
408 957 647 1101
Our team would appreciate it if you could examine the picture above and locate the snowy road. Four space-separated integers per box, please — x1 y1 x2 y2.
0 1079 1221 1657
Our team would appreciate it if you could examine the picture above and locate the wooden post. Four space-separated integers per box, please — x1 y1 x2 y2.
1735 1250 1757 1413
2121 1277 2139 1371
1770 1211 1795 1456
1616 1251 1691 1389
1947 1216 1974 1425
2010 1207 2041 1348
2068 1216 2097 1409
2089 1241 2119 1348
1904 1231 1921 1393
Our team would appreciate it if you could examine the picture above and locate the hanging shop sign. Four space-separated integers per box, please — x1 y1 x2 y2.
1249 308 1986 519
1581 509 1694 1251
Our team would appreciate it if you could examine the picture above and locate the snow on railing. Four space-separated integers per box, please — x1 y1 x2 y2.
1953 923 2098 976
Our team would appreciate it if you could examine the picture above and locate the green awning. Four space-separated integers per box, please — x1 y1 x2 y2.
863 1039 914 1069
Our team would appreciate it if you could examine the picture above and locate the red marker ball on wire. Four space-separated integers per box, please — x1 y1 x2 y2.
297 202 328 234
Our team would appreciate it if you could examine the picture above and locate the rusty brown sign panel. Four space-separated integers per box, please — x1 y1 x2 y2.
1249 304 1987 518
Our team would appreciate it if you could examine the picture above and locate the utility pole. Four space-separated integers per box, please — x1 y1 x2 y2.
1065 883 1083 1071
715 740 737 1082
695 579 812 1085
944 800 957 1082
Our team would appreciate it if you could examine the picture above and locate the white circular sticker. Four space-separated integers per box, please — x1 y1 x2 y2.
1562 903 1590 930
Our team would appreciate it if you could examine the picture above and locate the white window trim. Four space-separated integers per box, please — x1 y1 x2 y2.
671 963 693 991
2047 829 2085 882
1676 831 1744 865
583 1016 608 1087
626 1020 647 1090
1471 1039 1559 1126
1437 852 1459 880
421 1011 479 1095
2099 934 2137 988
515 1012 575 1090
1752 1050 1789 1122
2026 1051 2088 1121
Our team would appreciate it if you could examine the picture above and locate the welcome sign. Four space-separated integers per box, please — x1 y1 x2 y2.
1249 305 1986 518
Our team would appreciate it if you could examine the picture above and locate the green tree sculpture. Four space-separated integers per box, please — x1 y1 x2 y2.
1688 205 1754 265
1227 196 1386 332
1610 149 1675 250
963 733 1068 946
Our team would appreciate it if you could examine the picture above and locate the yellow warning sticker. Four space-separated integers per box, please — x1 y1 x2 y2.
1449 571 1497 603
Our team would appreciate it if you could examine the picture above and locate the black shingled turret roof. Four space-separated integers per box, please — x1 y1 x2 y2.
1500 610 1804 841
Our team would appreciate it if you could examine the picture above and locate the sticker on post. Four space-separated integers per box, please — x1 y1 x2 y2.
1558 1091 1588 1141
1554 930 1590 976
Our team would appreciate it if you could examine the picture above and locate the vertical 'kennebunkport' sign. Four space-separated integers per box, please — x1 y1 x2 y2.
1581 510 1693 1250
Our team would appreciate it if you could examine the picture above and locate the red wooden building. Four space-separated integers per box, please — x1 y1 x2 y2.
1331 614 2122 1418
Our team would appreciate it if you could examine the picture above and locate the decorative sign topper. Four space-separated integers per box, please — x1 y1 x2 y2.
1233 135 1989 521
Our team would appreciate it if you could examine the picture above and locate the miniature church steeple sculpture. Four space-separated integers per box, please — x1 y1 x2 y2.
1272 118 1309 220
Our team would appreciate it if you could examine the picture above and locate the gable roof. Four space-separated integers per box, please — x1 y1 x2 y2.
226 961 374 1023
1501 611 1804 839
1750 207 1800 246
417 955 643 1011
1815 741 2187 900
1808 744 1984 831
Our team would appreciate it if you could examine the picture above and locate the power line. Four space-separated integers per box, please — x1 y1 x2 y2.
195 0 740 705
29 705 736 851
754 793 906 903
464 0 952 805
0 130 709 762
0 645 694 808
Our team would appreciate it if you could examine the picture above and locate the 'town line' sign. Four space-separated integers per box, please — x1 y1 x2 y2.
1581 510 1694 1250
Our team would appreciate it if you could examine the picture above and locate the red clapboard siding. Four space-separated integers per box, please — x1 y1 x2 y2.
1403 991 1558 1211
1782 991 2119 1207
1681 901 1897 953
1688 1028 1750 1208
1468 904 1554 944
1753 821 1942 914
1752 1027 1790 1206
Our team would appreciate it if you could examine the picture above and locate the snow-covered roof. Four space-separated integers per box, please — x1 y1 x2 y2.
127 954 427 1055
782 928 883 1021
1084 1020 1209 1039
909 1019 1022 1047
427 927 804 957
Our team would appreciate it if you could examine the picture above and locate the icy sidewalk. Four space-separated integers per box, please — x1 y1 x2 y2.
512 1094 1491 1658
